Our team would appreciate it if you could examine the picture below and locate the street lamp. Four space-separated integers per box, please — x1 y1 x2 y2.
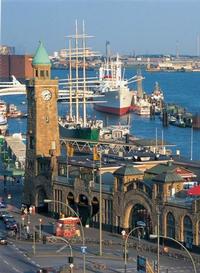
99 151 102 256
124 226 145 273
150 234 197 273
50 236 74 272
39 218 42 239
44 199 86 273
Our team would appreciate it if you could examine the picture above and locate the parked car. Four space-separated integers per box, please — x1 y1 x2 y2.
5 220 17 230
0 210 8 219
3 215 14 224
0 234 7 245
0 202 6 209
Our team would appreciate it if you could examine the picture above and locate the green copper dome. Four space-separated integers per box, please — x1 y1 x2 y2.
32 41 51 65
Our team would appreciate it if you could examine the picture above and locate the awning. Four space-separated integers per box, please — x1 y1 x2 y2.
187 185 200 196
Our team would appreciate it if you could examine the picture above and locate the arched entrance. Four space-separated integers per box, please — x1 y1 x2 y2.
166 212 175 238
91 197 99 216
66 192 76 216
129 204 152 239
36 188 48 213
78 194 90 226
183 215 193 249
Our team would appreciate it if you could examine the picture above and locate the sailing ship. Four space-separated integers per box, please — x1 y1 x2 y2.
58 21 103 141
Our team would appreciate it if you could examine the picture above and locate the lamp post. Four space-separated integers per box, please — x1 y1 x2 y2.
50 236 74 272
99 151 102 256
44 199 86 273
157 209 160 273
39 218 42 240
150 234 197 273
124 226 145 273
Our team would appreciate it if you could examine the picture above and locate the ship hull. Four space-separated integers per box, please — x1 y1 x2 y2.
59 125 100 141
94 88 132 116
94 104 130 115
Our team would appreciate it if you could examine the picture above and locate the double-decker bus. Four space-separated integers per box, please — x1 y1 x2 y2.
56 217 80 238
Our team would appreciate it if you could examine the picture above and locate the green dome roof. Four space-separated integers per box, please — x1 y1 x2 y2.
32 41 51 65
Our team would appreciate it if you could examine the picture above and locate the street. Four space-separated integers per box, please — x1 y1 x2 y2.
0 180 200 273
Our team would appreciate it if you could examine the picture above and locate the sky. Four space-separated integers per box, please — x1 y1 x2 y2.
1 0 200 56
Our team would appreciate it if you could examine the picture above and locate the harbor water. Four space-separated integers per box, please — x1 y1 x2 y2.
2 68 200 161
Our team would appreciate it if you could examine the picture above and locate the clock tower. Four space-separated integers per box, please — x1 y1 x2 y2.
23 41 60 208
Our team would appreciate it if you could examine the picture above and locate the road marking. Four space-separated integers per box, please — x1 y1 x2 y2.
11 266 21 273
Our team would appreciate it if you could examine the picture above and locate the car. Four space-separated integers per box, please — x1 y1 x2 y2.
0 202 6 209
0 234 7 245
3 215 14 224
0 210 8 219
5 220 17 230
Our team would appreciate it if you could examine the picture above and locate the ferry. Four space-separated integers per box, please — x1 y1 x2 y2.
0 75 26 93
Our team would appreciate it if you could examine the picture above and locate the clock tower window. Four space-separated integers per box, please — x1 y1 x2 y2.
40 70 45 77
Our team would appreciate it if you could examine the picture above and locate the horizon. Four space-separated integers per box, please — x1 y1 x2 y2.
1 0 200 56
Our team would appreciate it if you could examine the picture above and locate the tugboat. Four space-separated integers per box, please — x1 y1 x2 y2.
149 82 164 115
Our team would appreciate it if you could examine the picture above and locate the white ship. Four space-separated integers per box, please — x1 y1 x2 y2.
0 75 26 93
94 56 136 116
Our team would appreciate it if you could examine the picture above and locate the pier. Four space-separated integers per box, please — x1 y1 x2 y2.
3 134 26 171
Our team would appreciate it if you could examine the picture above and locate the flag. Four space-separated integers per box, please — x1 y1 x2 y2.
93 146 100 161
67 143 74 157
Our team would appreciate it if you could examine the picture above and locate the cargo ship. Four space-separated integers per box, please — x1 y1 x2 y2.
94 55 136 116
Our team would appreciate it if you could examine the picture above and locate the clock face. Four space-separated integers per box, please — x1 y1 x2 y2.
41 89 52 101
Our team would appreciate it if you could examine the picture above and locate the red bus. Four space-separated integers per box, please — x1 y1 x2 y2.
56 217 80 238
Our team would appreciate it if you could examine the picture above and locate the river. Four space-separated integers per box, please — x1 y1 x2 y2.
3 68 200 160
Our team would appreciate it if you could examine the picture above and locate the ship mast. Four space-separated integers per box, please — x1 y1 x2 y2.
82 20 87 127
69 38 73 120
75 20 79 124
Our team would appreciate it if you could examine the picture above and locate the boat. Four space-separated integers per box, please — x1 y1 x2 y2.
0 75 26 93
7 104 24 118
0 100 7 114
58 21 103 141
135 98 151 116
100 124 130 140
149 82 164 115
94 55 135 116
0 115 8 135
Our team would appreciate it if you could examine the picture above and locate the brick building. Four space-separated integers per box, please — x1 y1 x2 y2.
0 54 33 81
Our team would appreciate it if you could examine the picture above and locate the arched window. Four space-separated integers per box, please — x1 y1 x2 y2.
183 215 193 249
166 212 175 238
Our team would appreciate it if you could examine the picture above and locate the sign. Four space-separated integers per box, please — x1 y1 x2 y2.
137 255 146 273
81 246 87 254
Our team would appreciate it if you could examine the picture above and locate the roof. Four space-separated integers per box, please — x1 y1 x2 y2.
32 41 51 65
146 161 196 179
153 170 183 183
146 161 175 175
113 165 143 176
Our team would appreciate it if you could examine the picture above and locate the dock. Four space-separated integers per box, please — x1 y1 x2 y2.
4 134 26 170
